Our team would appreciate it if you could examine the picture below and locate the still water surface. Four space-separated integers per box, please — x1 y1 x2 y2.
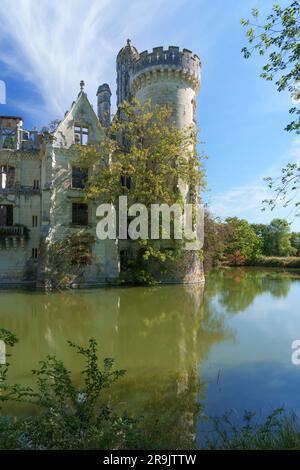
1 268 300 445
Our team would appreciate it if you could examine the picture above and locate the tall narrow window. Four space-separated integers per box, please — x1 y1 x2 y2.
74 124 89 145
33 180 40 190
0 165 15 189
120 249 129 271
72 167 88 189
32 248 38 259
120 174 132 190
32 215 38 227
72 203 88 226
0 205 13 226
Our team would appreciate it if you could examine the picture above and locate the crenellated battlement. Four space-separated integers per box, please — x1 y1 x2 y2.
131 46 201 81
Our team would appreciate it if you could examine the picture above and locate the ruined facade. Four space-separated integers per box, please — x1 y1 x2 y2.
0 41 203 288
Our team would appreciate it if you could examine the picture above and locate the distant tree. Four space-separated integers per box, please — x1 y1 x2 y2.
291 231 300 254
251 223 270 254
252 219 296 256
224 217 262 264
241 2 300 214
265 218 296 256
203 209 231 270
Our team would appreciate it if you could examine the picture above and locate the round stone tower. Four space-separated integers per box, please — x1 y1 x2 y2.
131 46 203 285
130 46 201 129
116 42 204 285
130 46 201 206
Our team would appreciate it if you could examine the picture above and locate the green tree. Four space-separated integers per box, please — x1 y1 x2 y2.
77 99 204 283
291 231 300 254
79 98 202 206
265 218 296 256
241 2 300 215
224 217 262 264
251 223 270 255
203 209 231 270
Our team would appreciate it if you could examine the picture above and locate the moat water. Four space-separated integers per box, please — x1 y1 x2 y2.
1 267 300 447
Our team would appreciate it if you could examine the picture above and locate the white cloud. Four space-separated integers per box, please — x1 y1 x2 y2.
208 138 300 229
0 0 181 122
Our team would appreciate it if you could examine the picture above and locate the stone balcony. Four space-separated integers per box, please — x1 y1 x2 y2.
0 226 24 236
0 226 26 249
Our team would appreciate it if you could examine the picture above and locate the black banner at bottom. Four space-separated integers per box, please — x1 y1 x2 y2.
0 449 299 466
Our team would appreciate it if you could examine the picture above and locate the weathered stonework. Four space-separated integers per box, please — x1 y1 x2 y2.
0 41 204 288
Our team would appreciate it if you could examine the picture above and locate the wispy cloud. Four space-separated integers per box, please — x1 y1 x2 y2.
0 0 182 121
208 138 300 229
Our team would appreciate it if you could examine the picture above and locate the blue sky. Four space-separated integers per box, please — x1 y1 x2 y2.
0 0 299 229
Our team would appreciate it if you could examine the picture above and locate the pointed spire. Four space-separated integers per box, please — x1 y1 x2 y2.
117 39 139 61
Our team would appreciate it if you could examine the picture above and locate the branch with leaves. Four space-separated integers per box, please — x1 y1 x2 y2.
263 162 300 216
241 1 300 134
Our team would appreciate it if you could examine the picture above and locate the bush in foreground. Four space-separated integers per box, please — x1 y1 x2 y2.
0 331 139 449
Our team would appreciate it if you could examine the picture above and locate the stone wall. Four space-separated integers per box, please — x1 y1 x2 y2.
0 149 42 285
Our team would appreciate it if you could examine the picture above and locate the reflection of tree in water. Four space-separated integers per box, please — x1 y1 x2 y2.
206 268 292 314
107 285 232 449
0 284 231 449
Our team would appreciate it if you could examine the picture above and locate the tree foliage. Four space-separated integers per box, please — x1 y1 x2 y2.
204 212 299 269
0 336 139 449
224 217 262 265
263 162 300 216
241 1 300 134
241 2 300 214
77 99 204 283
291 230 300 253
252 218 296 256
78 98 202 206
203 210 231 269
46 231 95 289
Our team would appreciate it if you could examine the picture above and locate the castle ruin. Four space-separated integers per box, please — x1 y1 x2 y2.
0 41 203 288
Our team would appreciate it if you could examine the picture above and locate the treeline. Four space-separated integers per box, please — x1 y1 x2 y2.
204 212 300 269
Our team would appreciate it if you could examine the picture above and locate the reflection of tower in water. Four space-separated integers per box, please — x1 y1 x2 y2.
114 284 229 448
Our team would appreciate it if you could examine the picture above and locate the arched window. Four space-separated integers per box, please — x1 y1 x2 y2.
0 164 15 189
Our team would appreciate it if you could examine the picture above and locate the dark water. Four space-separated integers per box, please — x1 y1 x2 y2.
1 268 300 447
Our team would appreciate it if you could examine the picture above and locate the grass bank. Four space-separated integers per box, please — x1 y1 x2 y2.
249 256 300 269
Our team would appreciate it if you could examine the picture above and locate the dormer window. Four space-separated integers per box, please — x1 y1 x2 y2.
74 124 89 145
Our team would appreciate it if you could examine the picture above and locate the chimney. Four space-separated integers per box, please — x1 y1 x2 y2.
96 83 111 127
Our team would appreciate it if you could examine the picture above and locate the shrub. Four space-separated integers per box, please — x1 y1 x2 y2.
0 335 139 449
